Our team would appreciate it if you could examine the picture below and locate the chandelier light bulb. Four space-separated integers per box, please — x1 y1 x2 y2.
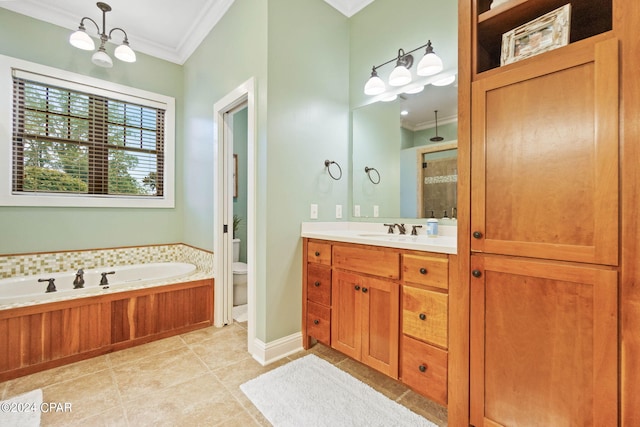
364 68 386 95
92 46 113 68
69 26 95 51
115 42 136 63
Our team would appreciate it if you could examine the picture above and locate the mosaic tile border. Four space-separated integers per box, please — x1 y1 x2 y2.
0 244 214 280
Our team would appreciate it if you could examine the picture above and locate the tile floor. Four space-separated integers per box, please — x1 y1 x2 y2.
0 321 448 426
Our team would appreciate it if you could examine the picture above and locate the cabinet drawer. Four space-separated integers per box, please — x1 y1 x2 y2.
333 245 400 279
402 254 448 290
307 264 331 306
401 335 447 405
403 286 448 348
308 241 331 266
307 301 330 346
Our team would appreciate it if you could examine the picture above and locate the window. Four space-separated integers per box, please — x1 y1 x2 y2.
0 55 175 208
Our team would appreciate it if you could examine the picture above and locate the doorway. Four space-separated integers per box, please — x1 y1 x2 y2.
213 78 257 357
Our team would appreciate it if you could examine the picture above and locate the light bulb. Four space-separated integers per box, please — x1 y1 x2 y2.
69 27 95 51
364 69 385 95
417 41 443 76
92 48 113 68
115 42 136 63
389 65 411 86
432 75 456 86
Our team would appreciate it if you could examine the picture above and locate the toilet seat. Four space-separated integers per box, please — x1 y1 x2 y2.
233 262 247 275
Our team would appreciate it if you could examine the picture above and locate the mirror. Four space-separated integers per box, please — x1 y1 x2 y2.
352 84 458 219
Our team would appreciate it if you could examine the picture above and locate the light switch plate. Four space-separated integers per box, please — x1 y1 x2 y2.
336 204 342 219
354 205 361 217
310 204 318 219
373 205 379 217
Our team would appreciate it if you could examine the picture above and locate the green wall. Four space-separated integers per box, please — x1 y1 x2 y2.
0 9 184 254
182 0 348 342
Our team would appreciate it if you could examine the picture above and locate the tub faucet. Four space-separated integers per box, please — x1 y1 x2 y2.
38 278 56 293
73 269 85 289
100 271 115 286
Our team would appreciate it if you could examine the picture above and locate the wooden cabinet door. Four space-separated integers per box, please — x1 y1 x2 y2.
470 255 617 427
331 270 362 360
471 38 618 265
361 276 399 379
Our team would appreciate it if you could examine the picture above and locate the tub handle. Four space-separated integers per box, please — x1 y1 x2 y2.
38 278 57 293
100 271 116 286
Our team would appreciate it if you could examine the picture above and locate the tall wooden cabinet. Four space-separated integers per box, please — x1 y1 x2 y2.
458 0 631 425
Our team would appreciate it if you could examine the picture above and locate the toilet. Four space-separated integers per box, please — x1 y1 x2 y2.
232 239 248 306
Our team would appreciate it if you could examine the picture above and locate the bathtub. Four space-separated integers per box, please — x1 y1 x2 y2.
0 262 196 306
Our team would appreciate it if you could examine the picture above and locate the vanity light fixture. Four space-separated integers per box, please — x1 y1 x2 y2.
69 2 136 68
364 40 443 95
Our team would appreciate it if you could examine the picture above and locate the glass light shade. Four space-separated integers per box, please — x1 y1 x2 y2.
388 65 411 86
403 84 424 94
364 75 386 95
417 52 443 76
380 93 398 102
69 29 95 51
432 75 456 86
114 43 136 63
92 49 113 68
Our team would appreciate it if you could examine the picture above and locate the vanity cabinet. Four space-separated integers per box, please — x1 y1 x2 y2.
400 253 450 406
331 244 400 378
459 0 623 424
302 241 332 347
302 238 453 406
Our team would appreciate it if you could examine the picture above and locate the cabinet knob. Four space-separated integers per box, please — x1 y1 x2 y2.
419 313 426 321
354 285 361 291
313 319 319 325
473 231 483 239
314 281 321 287
419 364 427 373
315 251 320 257
472 269 482 278
362 287 368 293
419 267 427 275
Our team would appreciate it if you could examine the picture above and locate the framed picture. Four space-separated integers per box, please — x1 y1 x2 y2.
501 4 571 66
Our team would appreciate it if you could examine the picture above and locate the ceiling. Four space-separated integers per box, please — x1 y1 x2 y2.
0 0 374 64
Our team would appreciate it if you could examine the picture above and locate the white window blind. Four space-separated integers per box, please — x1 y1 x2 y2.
12 73 165 198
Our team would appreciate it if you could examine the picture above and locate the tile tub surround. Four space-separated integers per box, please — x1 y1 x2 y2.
301 221 457 254
0 244 214 310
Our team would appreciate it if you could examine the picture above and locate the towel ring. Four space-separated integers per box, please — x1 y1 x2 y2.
324 160 343 180
364 166 380 184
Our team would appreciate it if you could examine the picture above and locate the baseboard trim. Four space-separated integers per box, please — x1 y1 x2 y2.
251 332 304 366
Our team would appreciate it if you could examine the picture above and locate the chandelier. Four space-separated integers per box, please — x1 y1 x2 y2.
69 2 136 68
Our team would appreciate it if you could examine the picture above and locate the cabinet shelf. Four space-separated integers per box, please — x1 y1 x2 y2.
476 0 611 73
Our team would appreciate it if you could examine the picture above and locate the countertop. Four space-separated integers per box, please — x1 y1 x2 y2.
301 221 457 254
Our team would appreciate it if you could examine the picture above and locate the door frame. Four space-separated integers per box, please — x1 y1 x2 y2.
213 77 257 357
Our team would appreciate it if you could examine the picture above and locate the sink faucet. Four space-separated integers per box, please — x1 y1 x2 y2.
411 225 423 236
73 269 85 289
383 223 395 234
394 223 407 235
38 278 56 293
100 271 115 286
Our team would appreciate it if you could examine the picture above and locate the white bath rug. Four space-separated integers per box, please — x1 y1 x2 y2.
0 389 42 427
240 354 437 427
233 304 248 322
